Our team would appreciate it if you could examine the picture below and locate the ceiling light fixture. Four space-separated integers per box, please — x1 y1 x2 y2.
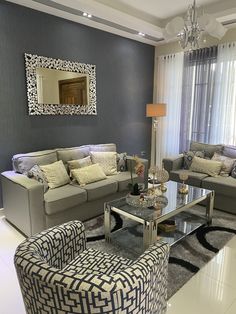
163 0 227 50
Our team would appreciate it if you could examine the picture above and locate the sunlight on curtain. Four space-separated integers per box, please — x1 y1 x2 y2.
209 42 236 145
154 52 184 167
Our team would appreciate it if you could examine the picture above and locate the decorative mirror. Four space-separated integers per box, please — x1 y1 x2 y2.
25 53 97 115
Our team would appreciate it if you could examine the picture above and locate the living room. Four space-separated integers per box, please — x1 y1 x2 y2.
1 0 236 313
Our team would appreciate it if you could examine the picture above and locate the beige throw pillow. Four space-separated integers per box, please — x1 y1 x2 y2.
71 164 106 186
40 160 70 189
190 156 222 177
211 152 236 176
67 156 92 171
90 151 118 175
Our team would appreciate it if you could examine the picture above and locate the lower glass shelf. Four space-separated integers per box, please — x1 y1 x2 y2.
109 211 207 255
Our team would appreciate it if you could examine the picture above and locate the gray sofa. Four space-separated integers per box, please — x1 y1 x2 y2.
163 141 236 214
1 143 148 236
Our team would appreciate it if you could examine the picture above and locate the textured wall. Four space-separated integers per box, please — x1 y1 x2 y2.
0 1 154 206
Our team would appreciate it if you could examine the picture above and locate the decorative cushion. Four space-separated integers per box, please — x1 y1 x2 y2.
190 141 223 159
211 152 236 176
27 165 49 192
40 160 70 189
67 156 92 171
190 156 222 177
231 163 236 179
71 163 107 186
56 147 90 163
183 151 205 169
12 150 57 174
117 152 128 172
90 151 118 175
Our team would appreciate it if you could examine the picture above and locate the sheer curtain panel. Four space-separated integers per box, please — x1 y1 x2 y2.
209 42 236 145
154 52 184 167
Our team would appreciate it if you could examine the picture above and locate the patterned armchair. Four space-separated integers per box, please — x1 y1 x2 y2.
14 221 169 314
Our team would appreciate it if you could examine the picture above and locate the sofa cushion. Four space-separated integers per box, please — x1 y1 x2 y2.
63 248 133 275
56 147 90 163
117 152 128 172
82 178 118 201
190 156 222 177
211 152 236 176
90 151 118 175
27 165 49 192
170 170 209 187
71 164 107 186
40 160 70 189
222 145 236 158
111 172 138 192
190 141 223 158
44 184 87 215
88 143 116 152
67 156 92 172
12 150 57 174
183 150 205 169
202 176 236 197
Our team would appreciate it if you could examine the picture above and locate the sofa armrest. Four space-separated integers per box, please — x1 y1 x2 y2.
127 156 149 188
1 171 45 236
163 154 184 173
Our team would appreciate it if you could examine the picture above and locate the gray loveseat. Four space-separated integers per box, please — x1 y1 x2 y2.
1 143 148 236
163 141 236 214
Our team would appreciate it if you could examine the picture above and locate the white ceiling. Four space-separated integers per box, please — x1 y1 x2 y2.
6 0 236 46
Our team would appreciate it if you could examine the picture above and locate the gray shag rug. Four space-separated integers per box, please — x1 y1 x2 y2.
84 205 236 299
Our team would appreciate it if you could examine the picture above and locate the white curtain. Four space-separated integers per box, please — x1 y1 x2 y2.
153 52 184 167
209 42 236 145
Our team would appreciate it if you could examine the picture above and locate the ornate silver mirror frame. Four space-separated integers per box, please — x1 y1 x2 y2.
25 53 97 115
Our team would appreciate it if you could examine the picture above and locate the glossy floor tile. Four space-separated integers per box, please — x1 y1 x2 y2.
1 214 236 314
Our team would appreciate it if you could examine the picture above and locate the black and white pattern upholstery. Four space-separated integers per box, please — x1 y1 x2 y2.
15 221 169 314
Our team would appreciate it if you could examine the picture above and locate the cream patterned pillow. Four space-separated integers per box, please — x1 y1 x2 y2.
40 160 70 189
190 156 222 177
90 151 118 175
67 156 92 171
211 152 236 176
71 164 106 186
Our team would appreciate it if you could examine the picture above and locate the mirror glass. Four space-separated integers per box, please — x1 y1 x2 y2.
36 68 89 105
25 53 97 115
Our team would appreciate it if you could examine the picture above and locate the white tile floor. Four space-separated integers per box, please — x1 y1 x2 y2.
1 211 236 314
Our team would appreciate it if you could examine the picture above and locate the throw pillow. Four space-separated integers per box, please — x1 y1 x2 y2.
190 156 222 177
40 160 70 189
183 151 205 169
71 164 107 186
27 165 49 193
231 162 236 179
117 152 128 172
90 151 118 175
67 156 92 171
211 152 236 176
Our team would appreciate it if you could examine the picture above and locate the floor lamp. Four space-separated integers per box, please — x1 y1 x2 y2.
146 103 166 184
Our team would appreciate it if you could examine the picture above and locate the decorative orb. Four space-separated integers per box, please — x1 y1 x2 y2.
156 168 169 184
179 172 189 181
155 195 168 209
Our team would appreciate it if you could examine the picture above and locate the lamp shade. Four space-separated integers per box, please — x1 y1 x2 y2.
146 103 166 117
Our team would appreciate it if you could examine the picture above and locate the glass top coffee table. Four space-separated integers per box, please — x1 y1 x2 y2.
104 181 214 254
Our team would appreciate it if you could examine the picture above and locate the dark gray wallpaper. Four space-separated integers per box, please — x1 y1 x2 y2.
0 0 154 206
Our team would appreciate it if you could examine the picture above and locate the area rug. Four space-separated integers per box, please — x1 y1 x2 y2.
84 205 236 299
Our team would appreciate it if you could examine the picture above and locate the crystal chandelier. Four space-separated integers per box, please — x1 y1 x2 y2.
163 0 227 50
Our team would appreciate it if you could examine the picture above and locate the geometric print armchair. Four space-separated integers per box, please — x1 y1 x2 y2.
14 221 169 314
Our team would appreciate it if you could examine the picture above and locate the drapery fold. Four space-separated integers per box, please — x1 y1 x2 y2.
179 46 218 152
209 42 236 145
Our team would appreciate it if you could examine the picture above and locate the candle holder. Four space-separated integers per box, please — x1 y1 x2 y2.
156 167 169 192
178 172 189 194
